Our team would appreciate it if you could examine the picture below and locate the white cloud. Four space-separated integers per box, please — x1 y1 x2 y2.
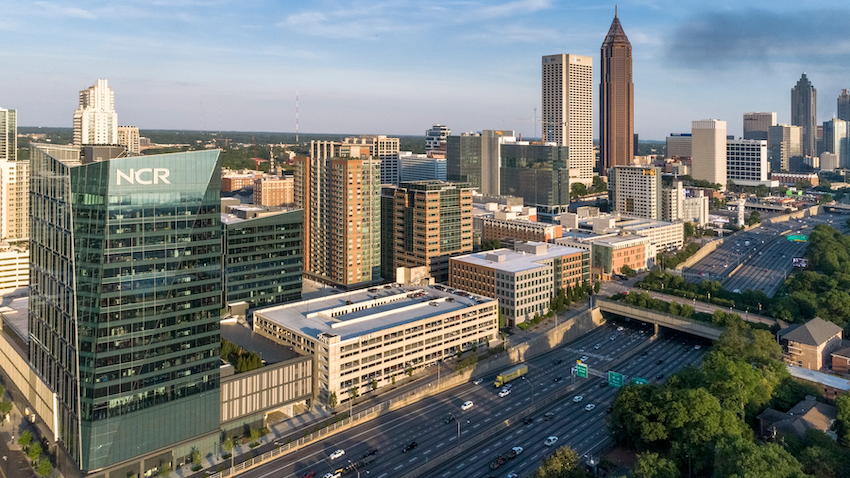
33 1 96 19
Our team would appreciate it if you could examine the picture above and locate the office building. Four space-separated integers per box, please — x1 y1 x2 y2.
791 73 817 158
691 119 727 188
450 242 588 326
823 118 848 169
221 169 261 192
254 175 294 206
768 124 803 172
600 9 634 173
222 205 302 310
380 186 396 282
0 243 28 291
541 54 593 183
0 107 16 161
838 89 850 122
480 217 562 245
399 152 446 182
666 133 692 159
73 79 118 146
499 142 576 222
590 235 650 279
392 181 473 284
743 112 777 141
343 135 401 185
727 139 769 186
661 182 709 225
253 285 499 403
770 172 819 187
300 142 381 288
608 165 662 219
425 124 450 153
117 125 140 155
29 145 223 472
821 152 839 171
0 158 28 243
447 130 515 195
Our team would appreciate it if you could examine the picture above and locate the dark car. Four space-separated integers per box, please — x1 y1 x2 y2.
523 416 534 424
598 381 607 388
606 406 613 414
655 359 663 365
445 415 455 424
655 373 664 380
403 441 418 453
554 359 563 365
641 351 648 356
553 376 562 383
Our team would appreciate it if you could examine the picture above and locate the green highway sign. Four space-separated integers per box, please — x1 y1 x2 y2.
608 371 624 388
632 377 648 385
787 235 808 242
576 362 588 378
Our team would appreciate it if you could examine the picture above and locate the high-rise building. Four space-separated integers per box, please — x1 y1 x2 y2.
661 182 709 226
0 107 16 161
600 8 634 173
768 124 803 172
446 130 515 195
691 119 727 188
838 89 850 122
73 79 118 146
117 125 140 154
608 165 662 220
253 175 294 206
391 181 473 283
29 145 223 472
541 54 593 183
334 135 400 185
399 152 446 182
823 118 848 169
726 139 768 186
300 142 381 288
666 133 692 159
499 142 576 222
791 73 817 158
743 112 777 141
380 186 396 282
425 124 450 153
0 159 28 243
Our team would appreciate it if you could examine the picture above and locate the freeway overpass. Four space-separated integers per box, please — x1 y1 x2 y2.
596 298 724 340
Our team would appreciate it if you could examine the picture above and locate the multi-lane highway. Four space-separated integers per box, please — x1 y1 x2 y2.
236 321 706 478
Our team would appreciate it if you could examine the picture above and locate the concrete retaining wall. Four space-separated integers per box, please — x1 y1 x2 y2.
766 205 822 224
676 238 724 271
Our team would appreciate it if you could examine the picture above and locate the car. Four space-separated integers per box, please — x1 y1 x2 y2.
329 449 345 460
473 378 484 385
499 389 511 398
594 343 601 350
543 412 555 421
553 376 563 383
512 446 524 456
322 473 340 478
507 473 518 478
402 441 418 453
502 383 513 392
606 406 613 414
617 326 624 331
578 347 585 352
554 359 563 365
461 401 474 410
544 436 559 446
585 403 596 412
445 415 455 424
598 380 607 388
655 373 664 380
580 355 589 362
523 416 534 424
301 472 316 478
573 395 584 403
655 359 664 365
641 351 648 356
694 345 701 350
609 335 616 341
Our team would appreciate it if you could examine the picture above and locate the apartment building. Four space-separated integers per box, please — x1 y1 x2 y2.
254 175 294 206
480 217 562 244
778 318 843 371
222 169 261 192
608 165 662 219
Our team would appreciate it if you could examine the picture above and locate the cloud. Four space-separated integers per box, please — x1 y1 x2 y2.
667 8 850 69
33 1 96 19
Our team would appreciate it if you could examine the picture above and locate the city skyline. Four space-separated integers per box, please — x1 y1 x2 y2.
2 1 850 140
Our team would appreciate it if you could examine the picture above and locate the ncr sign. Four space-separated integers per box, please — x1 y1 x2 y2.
116 168 171 186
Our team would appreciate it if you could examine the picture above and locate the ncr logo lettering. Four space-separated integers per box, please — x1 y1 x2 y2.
116 168 171 186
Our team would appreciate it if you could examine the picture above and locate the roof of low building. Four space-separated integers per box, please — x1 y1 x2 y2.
778 317 842 346
831 346 850 359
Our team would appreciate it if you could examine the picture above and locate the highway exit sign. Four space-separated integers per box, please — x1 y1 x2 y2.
576 362 588 378
632 377 648 385
608 371 624 388
787 235 808 242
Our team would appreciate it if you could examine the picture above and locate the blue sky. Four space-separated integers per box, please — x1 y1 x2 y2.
2 0 849 140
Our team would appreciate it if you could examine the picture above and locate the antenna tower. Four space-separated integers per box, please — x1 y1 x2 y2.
296 91 299 143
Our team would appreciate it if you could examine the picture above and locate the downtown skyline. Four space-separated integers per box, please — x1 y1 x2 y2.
2 0 850 140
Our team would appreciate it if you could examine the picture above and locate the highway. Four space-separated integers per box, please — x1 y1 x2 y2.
235 321 704 478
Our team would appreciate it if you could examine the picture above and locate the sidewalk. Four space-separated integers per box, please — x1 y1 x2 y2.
0 402 42 478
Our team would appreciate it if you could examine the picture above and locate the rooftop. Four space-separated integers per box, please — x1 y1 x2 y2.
221 321 303 363
452 242 585 273
787 365 850 392
0 295 29 343
778 318 843 346
253 285 495 344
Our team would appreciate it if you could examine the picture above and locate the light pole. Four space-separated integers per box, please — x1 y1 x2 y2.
448 413 460 445
522 376 534 408
348 459 360 478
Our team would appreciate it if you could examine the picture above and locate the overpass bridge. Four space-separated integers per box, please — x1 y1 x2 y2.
822 203 850 214
596 298 724 341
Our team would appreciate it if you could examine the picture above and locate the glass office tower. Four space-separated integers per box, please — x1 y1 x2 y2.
29 145 222 472
500 143 573 222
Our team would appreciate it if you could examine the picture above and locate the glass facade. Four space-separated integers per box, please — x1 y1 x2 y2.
446 135 482 189
500 143 572 222
29 146 222 471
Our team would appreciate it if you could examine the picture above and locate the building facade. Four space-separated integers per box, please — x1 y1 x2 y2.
480 218 562 245
380 186 396 282
399 152 447 182
116 126 140 155
691 119 727 188
838 89 850 122
450 242 589 326
778 318 843 371
727 139 768 186
221 170 260 192
253 175 294 207
791 73 817 158
768 124 803 172
590 235 650 279
499 142 575 222
447 130 515 196
822 118 848 169
743 112 777 141
666 133 691 159
0 158 28 243
29 145 223 473
600 10 634 173
73 79 118 146
0 107 16 161
425 124 450 153
541 54 593 183
608 165 662 219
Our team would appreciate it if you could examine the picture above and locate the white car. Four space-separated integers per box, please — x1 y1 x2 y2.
580 355 589 362
507 472 518 478
594 343 601 350
512 446 524 456
544 436 559 446
329 449 345 460
499 389 511 398
585 404 596 412
573 395 583 403
473 378 483 385
323 473 341 478
694 345 702 350
617 326 624 331
461 400 474 410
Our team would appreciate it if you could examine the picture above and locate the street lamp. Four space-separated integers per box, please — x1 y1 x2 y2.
348 459 360 478
522 376 534 408
448 413 460 445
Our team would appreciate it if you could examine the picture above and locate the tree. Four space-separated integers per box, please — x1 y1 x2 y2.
28 443 42 462
249 427 261 445
159 461 173 476
755 184 769 197
683 222 695 238
836 393 850 443
818 193 834 204
591 175 607 193
18 430 32 448
350 385 359 401
795 180 812 190
633 452 681 478
593 282 600 294
532 445 583 478
370 379 378 392
570 182 588 199
713 437 808 478
36 458 52 477
191 448 202 466
328 391 338 410
746 211 761 226
0 400 12 417
620 264 636 277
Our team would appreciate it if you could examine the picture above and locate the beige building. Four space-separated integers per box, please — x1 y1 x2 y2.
778 317 843 371
609 165 662 219
117 125 140 155
253 285 498 404
662 181 709 226
254 175 294 206
310 136 401 185
222 169 261 192
481 217 562 245
691 119 727 188
73 79 118 146
449 242 588 326
0 158 28 243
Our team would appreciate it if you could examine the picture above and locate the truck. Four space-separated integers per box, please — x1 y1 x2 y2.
494 364 528 387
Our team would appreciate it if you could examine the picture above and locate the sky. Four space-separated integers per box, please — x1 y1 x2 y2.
2 0 850 140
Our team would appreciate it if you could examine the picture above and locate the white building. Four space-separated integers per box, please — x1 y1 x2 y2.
399 152 446 182
73 79 118 146
691 119 727 188
727 139 771 186
609 165 662 219
425 124 450 152
253 285 499 403
0 244 28 293
117 125 140 155
0 108 16 161
661 181 709 226
541 54 593 184
0 159 28 243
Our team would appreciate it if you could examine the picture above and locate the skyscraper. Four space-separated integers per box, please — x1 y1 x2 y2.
691 119 727 188
600 8 634 174
727 139 769 186
823 118 848 168
425 124 450 153
446 130 515 195
117 125 140 154
0 108 26 244
609 165 662 219
838 89 850 122
768 124 803 172
743 112 777 141
73 79 119 146
541 54 593 184
499 142 576 222
791 73 817 158
29 145 223 471
0 107 16 161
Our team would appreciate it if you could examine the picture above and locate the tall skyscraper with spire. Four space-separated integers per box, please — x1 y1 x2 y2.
73 79 118 146
600 7 634 174
838 89 850 122
791 73 817 158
